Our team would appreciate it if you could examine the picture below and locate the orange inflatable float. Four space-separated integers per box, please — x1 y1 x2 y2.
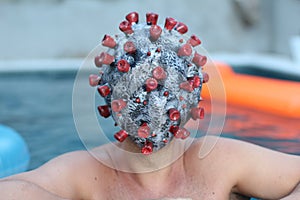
201 62 300 118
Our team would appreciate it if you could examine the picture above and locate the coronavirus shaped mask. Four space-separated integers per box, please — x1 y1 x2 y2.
89 12 209 155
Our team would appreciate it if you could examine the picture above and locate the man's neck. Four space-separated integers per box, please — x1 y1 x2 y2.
115 138 193 193
93 137 195 196
115 138 192 172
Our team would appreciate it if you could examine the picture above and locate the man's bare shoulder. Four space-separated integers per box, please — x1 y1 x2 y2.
184 137 248 181
7 148 116 199
186 136 245 161
186 136 300 199
187 136 300 170
36 149 114 178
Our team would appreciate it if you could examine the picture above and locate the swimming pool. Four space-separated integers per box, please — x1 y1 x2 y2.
0 70 84 169
0 68 299 171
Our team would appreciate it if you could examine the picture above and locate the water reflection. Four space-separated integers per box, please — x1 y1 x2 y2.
211 101 300 155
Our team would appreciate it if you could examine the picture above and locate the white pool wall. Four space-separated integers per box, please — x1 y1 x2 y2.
1 0 299 62
0 59 81 73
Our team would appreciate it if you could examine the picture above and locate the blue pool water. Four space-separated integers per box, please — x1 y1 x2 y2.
0 70 299 172
0 71 84 169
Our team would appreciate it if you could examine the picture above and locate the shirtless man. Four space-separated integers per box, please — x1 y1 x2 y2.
1 137 300 199
1 12 299 200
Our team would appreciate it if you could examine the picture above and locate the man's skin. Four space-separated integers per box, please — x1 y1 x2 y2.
1 136 300 200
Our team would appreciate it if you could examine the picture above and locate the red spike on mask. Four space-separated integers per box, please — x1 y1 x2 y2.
177 43 192 57
95 52 115 67
102 34 117 48
149 25 162 42
164 17 177 30
111 99 127 112
114 130 128 142
145 78 158 92
191 107 205 120
97 105 111 118
152 66 166 80
179 81 193 92
119 20 134 34
175 22 188 34
89 74 101 87
141 141 153 155
124 41 136 54
117 59 130 73
193 52 207 67
168 108 180 121
138 123 150 138
202 72 209 83
187 35 201 47
179 128 190 140
97 85 110 97
146 13 159 25
126 12 139 24
188 75 201 89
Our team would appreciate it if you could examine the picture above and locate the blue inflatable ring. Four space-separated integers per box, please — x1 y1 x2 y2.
0 125 30 178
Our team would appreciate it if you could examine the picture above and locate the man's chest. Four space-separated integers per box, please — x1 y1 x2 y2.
94 191 249 200
91 178 232 200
